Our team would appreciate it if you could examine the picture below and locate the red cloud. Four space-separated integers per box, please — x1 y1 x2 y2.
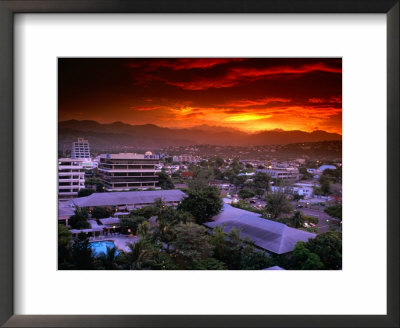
130 106 161 111
308 98 325 103
222 97 291 108
128 58 244 71
308 95 342 104
163 62 341 90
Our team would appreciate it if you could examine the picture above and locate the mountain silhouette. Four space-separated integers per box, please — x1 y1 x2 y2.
58 120 341 151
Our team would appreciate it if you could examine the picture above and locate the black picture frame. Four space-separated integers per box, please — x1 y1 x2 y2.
0 1 398 327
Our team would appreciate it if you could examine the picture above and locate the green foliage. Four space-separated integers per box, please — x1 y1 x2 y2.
171 223 214 263
303 215 319 224
187 178 209 191
288 232 342 270
121 239 158 270
306 232 342 270
238 188 255 199
230 158 243 173
131 205 158 219
58 224 72 266
77 188 95 197
119 216 146 234
292 242 324 270
231 200 263 214
322 167 342 183
324 204 342 220
69 207 90 229
299 167 314 180
137 221 150 237
190 258 227 270
264 191 293 219
200 160 208 167
292 193 305 201
178 186 223 224
96 246 120 270
300 226 318 233
91 207 113 219
212 167 224 180
317 175 331 195
291 211 305 228
72 232 95 269
239 245 273 270
58 224 71 247
75 206 89 218
253 172 271 191
210 225 228 260
85 178 105 192
214 156 224 168
231 175 247 188
157 171 175 190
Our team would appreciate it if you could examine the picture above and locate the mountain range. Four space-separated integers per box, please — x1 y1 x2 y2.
58 120 342 151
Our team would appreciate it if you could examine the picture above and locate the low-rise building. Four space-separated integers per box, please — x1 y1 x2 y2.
318 164 337 171
172 154 198 163
70 189 186 211
257 167 300 182
205 204 315 254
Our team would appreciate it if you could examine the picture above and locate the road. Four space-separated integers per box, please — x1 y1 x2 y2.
298 207 341 234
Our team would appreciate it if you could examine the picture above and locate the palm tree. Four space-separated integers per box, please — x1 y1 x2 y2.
98 246 119 270
292 211 305 228
125 240 153 269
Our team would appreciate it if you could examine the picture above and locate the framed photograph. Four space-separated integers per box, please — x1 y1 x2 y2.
0 1 398 327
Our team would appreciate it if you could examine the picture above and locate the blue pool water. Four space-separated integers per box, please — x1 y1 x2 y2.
90 241 119 256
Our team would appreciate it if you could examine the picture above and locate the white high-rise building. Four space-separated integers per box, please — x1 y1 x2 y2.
71 138 91 160
58 158 85 198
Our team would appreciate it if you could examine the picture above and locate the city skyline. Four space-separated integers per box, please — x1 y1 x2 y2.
59 58 342 134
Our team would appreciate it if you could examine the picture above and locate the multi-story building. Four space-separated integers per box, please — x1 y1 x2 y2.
58 158 85 198
71 138 91 160
172 154 198 163
257 167 300 182
98 153 160 191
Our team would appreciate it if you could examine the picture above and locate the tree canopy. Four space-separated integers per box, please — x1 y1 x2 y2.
178 186 223 224
263 191 293 219
77 188 95 198
238 189 255 199
324 204 342 220
157 171 175 190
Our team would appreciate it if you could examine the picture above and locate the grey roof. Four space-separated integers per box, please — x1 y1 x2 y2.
99 217 120 225
58 206 75 217
204 204 316 254
71 190 186 208
58 200 76 217
263 266 285 270
70 227 103 233
318 165 336 171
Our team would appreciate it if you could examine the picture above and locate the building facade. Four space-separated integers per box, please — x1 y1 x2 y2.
58 158 85 198
98 153 160 191
257 167 300 182
71 138 91 160
172 154 198 163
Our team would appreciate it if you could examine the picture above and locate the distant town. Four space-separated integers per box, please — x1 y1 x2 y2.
58 137 342 270
58 57 342 270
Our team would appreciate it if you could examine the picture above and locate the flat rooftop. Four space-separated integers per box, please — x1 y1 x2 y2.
99 153 158 159
71 189 186 208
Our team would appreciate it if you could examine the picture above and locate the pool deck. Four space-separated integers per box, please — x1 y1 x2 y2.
90 235 140 252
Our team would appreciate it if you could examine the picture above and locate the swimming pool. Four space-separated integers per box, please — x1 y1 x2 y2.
90 241 119 256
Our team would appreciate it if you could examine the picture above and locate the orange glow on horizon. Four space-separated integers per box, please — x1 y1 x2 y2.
59 58 342 135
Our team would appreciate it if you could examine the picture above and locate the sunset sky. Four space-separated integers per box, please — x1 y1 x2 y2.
58 58 342 134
